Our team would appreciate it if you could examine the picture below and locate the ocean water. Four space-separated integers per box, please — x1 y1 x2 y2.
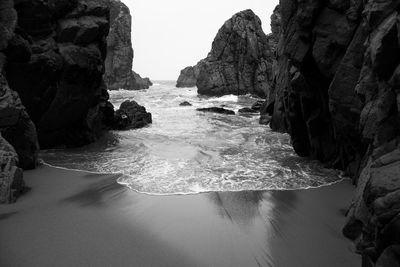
41 81 342 195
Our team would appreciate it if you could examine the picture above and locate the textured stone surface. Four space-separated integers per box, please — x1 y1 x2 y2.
0 134 24 204
0 0 39 170
176 62 203 88
104 0 152 90
265 1 400 265
191 10 273 97
5 0 114 149
113 100 152 130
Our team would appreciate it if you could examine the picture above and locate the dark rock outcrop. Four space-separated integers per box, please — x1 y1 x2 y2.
176 62 203 88
4 0 115 149
238 107 258 114
266 5 281 53
104 0 152 90
265 1 400 265
0 134 24 204
196 107 235 115
0 0 39 170
182 10 273 97
179 101 192 106
113 100 152 130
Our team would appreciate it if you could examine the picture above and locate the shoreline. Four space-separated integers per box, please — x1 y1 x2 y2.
42 162 348 196
0 165 360 267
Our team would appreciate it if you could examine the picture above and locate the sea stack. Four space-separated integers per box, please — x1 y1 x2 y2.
105 0 152 90
176 63 203 88
264 1 400 265
178 10 273 97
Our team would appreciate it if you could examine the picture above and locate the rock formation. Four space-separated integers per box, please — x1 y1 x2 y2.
176 62 203 88
113 100 152 130
179 10 273 97
196 107 235 115
265 1 400 265
104 0 152 90
266 5 281 54
0 134 23 204
3 0 116 149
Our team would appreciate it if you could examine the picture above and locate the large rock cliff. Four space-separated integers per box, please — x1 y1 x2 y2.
266 0 400 265
179 10 273 97
104 0 152 90
4 0 115 149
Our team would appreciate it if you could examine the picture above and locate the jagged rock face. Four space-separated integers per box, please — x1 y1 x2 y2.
4 0 114 148
104 0 152 90
266 5 281 53
267 0 400 265
0 134 24 204
195 10 273 97
176 62 203 88
0 0 39 170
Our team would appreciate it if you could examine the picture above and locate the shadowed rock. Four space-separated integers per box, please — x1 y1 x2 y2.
179 101 192 106
0 134 23 204
114 100 152 130
266 1 400 265
197 107 235 115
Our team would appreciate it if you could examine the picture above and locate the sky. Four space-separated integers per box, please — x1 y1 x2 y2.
124 0 279 80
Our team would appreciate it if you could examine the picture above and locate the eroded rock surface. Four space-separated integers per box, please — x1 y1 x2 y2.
265 1 400 265
104 0 152 90
0 0 39 170
176 62 203 88
180 10 273 97
4 0 115 148
114 100 152 130
0 134 23 204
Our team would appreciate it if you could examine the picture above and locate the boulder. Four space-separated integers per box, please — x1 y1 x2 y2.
114 100 152 130
179 101 192 106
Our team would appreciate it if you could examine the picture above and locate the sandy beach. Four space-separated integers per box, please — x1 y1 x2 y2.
0 165 360 267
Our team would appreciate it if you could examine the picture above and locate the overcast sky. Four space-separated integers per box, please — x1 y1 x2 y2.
124 0 279 80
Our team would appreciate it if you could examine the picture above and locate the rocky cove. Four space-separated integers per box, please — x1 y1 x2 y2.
1 0 400 266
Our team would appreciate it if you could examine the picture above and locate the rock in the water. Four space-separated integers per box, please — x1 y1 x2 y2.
251 100 264 112
114 100 152 130
238 107 258 114
179 101 192 106
259 115 271 125
176 63 203 88
185 10 273 97
196 107 235 115
0 134 24 204
104 0 152 90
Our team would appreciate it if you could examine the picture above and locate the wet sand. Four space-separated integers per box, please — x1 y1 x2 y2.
0 165 360 267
